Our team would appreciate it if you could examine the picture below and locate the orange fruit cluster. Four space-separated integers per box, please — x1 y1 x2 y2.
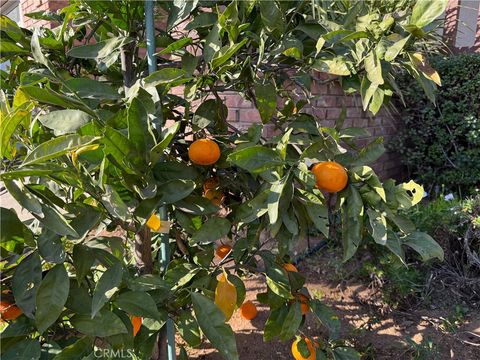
311 161 348 193
0 301 22 321
188 139 220 166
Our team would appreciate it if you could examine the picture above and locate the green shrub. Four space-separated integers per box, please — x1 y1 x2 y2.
390 53 480 196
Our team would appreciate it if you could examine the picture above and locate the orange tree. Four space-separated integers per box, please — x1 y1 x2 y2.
0 1 446 359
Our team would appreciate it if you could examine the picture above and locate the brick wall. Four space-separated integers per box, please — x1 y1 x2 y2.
16 0 404 180
221 79 404 180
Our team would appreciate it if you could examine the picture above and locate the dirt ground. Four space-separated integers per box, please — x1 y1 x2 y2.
184 249 480 360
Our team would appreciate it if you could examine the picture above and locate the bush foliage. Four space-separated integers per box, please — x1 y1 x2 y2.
391 53 480 195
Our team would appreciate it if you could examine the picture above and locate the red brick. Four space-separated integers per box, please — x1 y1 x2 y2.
315 96 337 107
239 109 261 123
326 108 342 119
327 83 344 95
311 82 327 95
346 108 364 118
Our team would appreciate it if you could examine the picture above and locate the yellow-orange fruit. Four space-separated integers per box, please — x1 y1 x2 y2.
283 263 298 272
0 301 22 321
215 244 232 259
146 213 161 231
291 338 316 360
295 294 310 315
203 177 220 191
214 274 237 321
188 139 221 166
204 189 225 206
240 301 257 320
131 315 142 337
311 161 348 193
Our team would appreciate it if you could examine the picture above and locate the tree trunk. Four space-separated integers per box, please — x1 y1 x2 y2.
134 227 153 274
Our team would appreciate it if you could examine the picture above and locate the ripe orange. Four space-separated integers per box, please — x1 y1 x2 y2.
240 301 257 320
204 189 225 206
283 263 298 272
0 301 22 321
291 338 316 360
188 139 221 166
203 177 220 191
311 161 348 193
131 315 142 337
214 274 237 321
295 293 310 315
146 213 161 231
215 244 232 259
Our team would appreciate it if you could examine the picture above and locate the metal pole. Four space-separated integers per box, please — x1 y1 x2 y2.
145 0 157 75
144 1 176 359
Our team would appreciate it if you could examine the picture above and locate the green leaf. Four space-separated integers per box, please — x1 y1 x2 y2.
22 134 97 166
310 299 340 339
100 185 129 221
403 232 444 261
385 231 406 264
91 262 123 318
279 302 302 341
212 38 248 69
228 145 283 173
37 229 66 263
191 292 239 360
12 252 42 318
175 310 202 347
264 306 288 341
192 99 228 131
73 245 94 283
65 78 120 100
410 0 448 28
259 0 284 33
0 207 32 253
102 126 141 174
67 37 132 59
114 291 162 321
20 86 94 115
35 264 70 334
352 138 385 166
313 57 351 76
150 122 181 164
0 104 32 158
176 195 219 215
305 203 329 237
265 263 292 299
331 347 361 360
191 217 231 244
267 176 288 224
71 309 128 337
364 51 383 85
185 12 217 30
127 97 152 155
38 110 91 135
204 22 221 63
254 82 277 123
384 35 410 62
157 37 192 55
1 339 41 360
341 186 364 262
167 0 199 30
39 203 79 238
143 68 187 88
52 337 92 360
157 179 196 205
367 209 387 245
